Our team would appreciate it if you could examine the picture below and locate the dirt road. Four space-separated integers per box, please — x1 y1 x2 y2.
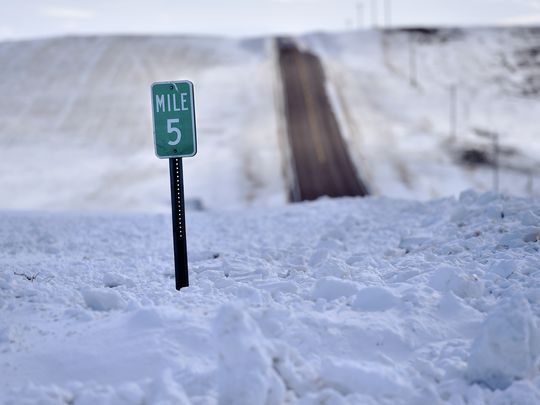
277 38 369 202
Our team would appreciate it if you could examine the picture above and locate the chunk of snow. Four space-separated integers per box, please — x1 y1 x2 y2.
146 369 190 405
213 304 285 405
312 277 359 301
520 211 540 226
489 260 515 279
351 286 400 312
0 325 12 343
320 358 412 397
467 297 540 390
81 288 125 311
429 266 484 299
102 273 134 288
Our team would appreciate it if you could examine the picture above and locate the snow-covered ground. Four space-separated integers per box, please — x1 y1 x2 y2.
1 29 540 404
0 35 285 212
302 27 540 200
1 191 540 404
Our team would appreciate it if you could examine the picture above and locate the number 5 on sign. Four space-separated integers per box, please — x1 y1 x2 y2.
167 119 181 145
151 81 197 158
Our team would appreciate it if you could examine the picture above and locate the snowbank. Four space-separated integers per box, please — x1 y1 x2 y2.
467 297 540 390
0 35 286 212
302 28 540 200
1 192 540 403
2 28 540 214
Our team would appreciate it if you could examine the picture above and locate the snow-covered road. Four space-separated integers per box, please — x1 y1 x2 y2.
303 28 540 200
1 191 539 404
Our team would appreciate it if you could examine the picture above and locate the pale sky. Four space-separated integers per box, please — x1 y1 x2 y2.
1 0 540 41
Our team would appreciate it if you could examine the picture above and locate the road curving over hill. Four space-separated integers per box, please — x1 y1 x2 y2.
277 38 369 202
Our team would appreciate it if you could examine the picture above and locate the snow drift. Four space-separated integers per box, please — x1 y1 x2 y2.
1 191 540 403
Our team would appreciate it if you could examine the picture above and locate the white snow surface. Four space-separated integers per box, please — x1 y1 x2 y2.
2 29 540 213
2 191 540 404
0 35 286 212
301 28 540 200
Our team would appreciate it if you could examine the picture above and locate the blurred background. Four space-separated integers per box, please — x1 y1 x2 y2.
1 0 540 212
3 0 540 39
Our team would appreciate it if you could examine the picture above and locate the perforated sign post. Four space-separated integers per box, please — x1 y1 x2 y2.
151 80 197 290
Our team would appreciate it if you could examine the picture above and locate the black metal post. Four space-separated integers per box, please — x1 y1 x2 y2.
169 157 189 290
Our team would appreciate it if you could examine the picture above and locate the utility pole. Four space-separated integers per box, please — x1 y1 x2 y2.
450 84 457 140
527 169 534 196
384 0 391 28
371 0 377 28
356 1 365 29
408 33 417 87
474 129 501 194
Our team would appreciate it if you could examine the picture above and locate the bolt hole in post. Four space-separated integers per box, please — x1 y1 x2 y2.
151 80 197 290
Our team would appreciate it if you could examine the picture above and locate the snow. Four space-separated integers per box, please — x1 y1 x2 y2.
351 286 400 312
301 28 540 200
0 36 286 212
1 27 540 404
312 277 358 301
81 287 125 311
467 297 540 391
1 191 540 403
2 29 540 214
215 304 286 404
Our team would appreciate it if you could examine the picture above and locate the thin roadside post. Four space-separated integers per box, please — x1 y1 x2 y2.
169 158 188 289
151 80 197 290
408 33 417 87
450 84 457 140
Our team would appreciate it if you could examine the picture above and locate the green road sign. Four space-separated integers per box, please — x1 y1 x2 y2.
151 81 197 158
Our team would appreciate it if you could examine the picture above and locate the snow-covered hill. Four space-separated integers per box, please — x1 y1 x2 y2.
0 35 285 212
302 27 540 200
1 191 540 403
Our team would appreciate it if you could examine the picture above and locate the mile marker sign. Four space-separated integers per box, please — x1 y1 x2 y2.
151 80 197 291
151 80 197 158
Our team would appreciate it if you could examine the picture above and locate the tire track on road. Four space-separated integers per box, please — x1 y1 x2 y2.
277 38 369 202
